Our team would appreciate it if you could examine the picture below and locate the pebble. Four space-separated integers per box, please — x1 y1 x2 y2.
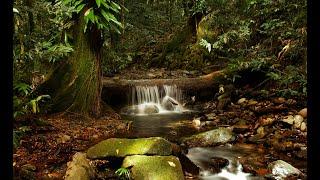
273 97 286 104
192 118 201 128
298 108 307 118
248 99 258 105
260 117 275 126
282 115 294 125
293 115 304 129
300 122 307 131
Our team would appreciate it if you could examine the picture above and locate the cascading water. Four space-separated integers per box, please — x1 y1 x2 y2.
122 84 187 115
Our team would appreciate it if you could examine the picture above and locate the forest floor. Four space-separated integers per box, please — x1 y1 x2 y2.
13 107 130 179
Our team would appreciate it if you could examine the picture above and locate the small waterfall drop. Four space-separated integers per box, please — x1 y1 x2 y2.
123 84 187 115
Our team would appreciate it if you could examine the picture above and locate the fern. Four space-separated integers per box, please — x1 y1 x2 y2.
115 167 131 180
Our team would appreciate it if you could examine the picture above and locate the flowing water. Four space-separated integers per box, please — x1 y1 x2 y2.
120 85 266 179
122 85 188 115
186 145 265 180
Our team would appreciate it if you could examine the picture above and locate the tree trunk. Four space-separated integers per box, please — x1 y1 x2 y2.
40 16 102 117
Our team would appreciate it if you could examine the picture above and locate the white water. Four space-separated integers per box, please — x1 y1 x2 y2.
187 147 255 180
127 85 187 115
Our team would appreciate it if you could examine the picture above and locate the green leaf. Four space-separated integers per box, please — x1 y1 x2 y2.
110 1 121 12
30 100 37 113
96 0 101 8
76 3 86 13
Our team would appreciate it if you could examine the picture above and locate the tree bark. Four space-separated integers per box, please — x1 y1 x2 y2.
40 15 102 117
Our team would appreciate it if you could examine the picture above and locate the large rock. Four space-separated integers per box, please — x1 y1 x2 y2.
143 104 159 114
162 96 179 111
65 152 94 180
122 155 184 180
182 127 235 147
268 160 302 179
87 137 174 159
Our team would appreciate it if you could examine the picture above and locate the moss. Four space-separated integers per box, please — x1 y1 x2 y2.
40 15 102 116
182 127 235 147
122 155 184 180
87 137 173 159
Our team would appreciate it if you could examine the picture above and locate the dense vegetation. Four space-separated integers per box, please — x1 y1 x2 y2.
12 0 307 179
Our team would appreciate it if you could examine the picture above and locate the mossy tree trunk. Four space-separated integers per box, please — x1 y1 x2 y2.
41 16 103 117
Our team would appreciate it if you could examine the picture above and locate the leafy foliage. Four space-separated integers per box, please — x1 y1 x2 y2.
115 167 131 180
13 126 32 150
62 0 124 33
193 0 306 97
199 38 211 53
14 81 51 118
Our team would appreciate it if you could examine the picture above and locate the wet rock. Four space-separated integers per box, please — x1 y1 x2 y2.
238 98 247 104
268 160 302 179
87 137 174 159
293 115 304 129
144 104 159 114
121 106 139 115
298 108 307 118
122 155 184 180
208 157 229 173
192 118 201 128
182 127 234 147
65 152 94 180
162 96 179 111
176 153 200 176
241 159 269 176
282 115 294 125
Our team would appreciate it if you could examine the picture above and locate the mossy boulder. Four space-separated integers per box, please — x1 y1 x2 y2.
182 127 235 147
122 155 184 180
87 137 174 159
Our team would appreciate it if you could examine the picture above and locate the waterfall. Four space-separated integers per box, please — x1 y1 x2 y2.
124 85 187 115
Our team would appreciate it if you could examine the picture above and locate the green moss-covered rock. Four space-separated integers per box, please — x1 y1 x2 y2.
87 137 173 159
122 155 184 180
182 127 235 147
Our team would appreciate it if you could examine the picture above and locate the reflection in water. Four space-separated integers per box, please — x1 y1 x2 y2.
122 113 197 140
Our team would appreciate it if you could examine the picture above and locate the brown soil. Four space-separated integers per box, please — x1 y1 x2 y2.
13 110 130 179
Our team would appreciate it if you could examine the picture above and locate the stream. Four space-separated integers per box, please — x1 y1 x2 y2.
119 85 305 179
